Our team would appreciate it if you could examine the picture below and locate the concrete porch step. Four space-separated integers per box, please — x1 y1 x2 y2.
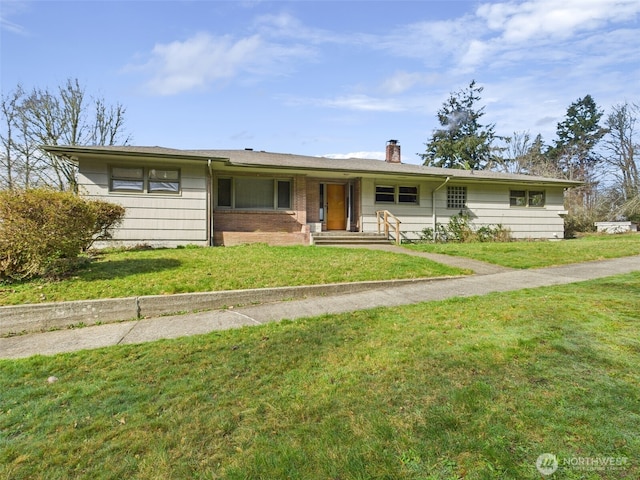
312 232 393 246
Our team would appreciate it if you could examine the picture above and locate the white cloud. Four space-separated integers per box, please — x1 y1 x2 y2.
253 12 340 44
378 18 478 61
467 0 640 72
477 0 640 44
458 39 491 71
373 0 639 79
282 93 409 113
135 30 313 95
380 71 441 95
1 0 30 35
322 151 385 160
321 95 407 113
145 33 260 95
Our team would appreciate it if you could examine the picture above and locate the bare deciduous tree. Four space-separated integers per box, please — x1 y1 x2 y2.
602 102 639 203
0 86 24 190
0 78 131 191
494 132 561 178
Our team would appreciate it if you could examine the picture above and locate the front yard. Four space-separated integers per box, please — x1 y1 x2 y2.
1 272 638 479
0 244 466 306
2 234 639 307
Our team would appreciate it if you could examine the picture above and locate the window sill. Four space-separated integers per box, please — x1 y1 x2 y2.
109 191 182 196
375 203 420 206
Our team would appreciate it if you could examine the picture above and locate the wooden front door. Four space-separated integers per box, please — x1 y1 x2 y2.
326 184 346 230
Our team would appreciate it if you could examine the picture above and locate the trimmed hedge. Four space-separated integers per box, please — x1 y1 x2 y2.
0 189 125 280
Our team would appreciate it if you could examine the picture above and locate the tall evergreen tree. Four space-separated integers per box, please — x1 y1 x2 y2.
549 95 607 208
419 80 497 170
550 95 606 180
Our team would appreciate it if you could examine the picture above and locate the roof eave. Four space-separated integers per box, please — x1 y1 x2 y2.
228 160 582 186
41 145 583 187
42 145 226 164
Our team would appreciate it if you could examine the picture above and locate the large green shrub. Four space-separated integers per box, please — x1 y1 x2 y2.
0 189 125 280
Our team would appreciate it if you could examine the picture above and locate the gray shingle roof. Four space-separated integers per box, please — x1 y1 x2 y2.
43 145 582 186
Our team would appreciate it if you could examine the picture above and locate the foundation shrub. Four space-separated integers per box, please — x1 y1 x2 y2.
0 189 125 280
87 200 126 248
420 213 511 243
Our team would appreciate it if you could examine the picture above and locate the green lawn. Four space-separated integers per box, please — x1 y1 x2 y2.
1 273 638 479
406 233 640 268
0 244 466 306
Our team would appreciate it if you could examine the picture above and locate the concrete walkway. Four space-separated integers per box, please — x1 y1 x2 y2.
2 250 640 359
328 244 514 275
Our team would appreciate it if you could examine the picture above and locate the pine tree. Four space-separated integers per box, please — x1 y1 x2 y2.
419 80 497 170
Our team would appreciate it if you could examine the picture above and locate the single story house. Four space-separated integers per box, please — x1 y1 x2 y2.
44 141 580 247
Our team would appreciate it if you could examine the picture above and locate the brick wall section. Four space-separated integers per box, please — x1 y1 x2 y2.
294 175 307 225
216 231 308 246
213 175 309 246
306 178 321 223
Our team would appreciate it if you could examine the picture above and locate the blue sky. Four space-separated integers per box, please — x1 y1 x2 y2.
2 0 639 165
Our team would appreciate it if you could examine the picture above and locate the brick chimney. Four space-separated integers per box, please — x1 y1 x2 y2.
385 139 401 163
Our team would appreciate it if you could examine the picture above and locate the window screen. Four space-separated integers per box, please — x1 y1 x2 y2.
111 167 144 192
148 169 180 193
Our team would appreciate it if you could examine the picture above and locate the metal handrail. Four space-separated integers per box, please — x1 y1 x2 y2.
376 210 402 245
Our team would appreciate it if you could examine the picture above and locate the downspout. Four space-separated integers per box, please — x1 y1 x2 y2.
207 159 213 246
432 177 450 241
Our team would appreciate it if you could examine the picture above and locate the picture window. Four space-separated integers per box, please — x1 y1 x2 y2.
217 177 292 210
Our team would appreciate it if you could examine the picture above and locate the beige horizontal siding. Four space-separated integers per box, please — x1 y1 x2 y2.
78 159 208 247
362 178 440 240
360 178 567 240
107 229 206 241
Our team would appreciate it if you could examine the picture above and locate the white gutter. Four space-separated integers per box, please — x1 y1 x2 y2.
432 177 450 241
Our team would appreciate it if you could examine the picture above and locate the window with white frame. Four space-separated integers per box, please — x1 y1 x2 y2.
111 167 144 192
110 166 180 194
217 177 292 210
510 189 545 207
375 185 395 203
148 168 180 193
375 185 418 204
447 186 466 209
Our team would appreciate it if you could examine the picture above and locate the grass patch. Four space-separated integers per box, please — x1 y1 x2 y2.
0 244 466 306
1 273 639 479
406 233 640 268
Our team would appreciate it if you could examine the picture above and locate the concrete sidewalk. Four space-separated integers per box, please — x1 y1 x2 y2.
2 253 639 359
